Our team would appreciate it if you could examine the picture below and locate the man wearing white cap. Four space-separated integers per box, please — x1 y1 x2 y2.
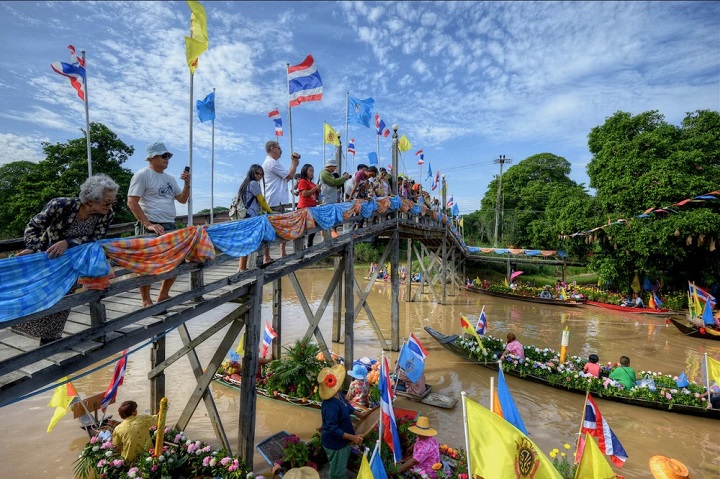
319 159 350 239
127 142 191 308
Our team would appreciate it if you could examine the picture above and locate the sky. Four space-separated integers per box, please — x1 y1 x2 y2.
0 1 718 216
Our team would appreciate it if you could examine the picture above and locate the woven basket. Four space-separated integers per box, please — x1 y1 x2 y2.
649 455 690 479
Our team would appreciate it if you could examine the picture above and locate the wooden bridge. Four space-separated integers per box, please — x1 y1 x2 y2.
0 206 467 468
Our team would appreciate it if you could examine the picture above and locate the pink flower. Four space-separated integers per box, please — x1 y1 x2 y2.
97 460 107 467
188 443 199 454
665 393 672 399
566 377 571 382
90 436 99 444
112 460 124 467
221 457 232 466
203 456 211 467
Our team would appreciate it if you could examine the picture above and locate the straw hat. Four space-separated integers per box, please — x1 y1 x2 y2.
347 363 368 380
408 416 437 437
649 456 690 479
284 466 320 479
317 364 346 400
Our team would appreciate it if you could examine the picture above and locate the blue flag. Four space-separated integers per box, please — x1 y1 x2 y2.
425 163 432 181
370 444 388 479
497 368 528 434
702 298 715 326
397 343 424 383
675 372 689 388
348 96 375 127
452 203 459 216
196 92 215 122
367 151 378 165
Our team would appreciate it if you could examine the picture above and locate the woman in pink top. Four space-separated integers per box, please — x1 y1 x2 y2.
297 164 320 247
500 332 525 360
583 353 601 377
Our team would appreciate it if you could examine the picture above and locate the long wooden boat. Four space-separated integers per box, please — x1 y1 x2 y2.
585 300 669 314
462 285 585 307
424 325 720 419
213 373 324 409
395 383 458 409
667 316 720 341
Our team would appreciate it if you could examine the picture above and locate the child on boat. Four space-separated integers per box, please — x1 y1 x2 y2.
609 355 637 390
345 364 370 409
111 400 158 463
583 353 601 377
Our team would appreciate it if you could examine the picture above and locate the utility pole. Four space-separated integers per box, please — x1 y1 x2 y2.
493 154 511 247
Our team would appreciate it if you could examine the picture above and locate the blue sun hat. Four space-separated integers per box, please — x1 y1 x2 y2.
347 363 368 380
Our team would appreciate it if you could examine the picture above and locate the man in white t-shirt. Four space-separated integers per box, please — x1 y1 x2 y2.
127 142 190 308
260 140 300 262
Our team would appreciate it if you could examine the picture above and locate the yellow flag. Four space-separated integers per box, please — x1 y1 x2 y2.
708 356 720 384
398 134 412 152
47 378 78 432
356 452 373 479
504 276 509 287
460 315 484 352
459 217 464 228
324 122 340 146
185 1 208 74
574 433 616 479
465 397 562 479
235 332 245 356
630 273 641 294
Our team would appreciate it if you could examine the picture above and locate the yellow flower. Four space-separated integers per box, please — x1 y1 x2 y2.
432 463 443 471
563 443 571 450
561 452 566 458
550 451 557 458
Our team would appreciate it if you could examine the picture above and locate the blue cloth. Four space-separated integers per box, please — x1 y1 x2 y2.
389 195 402 210
361 200 378 218
206 216 276 258
196 92 215 122
309 203 354 230
0 242 110 322
409 204 422 215
320 395 356 450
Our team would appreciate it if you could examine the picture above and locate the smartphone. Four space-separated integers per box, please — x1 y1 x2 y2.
184 166 190 172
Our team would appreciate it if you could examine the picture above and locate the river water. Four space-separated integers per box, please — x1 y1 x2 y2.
2 269 719 478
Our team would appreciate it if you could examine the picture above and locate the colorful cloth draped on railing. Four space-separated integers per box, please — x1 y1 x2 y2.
400 198 414 213
207 215 277 257
361 199 379 218
389 196 402 211
409 204 422 215
267 208 316 240
466 246 567 258
102 226 215 274
308 203 355 230
343 200 363 219
376 197 391 214
0 242 110 322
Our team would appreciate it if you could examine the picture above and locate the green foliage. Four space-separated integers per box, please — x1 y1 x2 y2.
354 241 386 263
281 434 310 469
0 122 135 239
264 338 325 400
548 443 577 479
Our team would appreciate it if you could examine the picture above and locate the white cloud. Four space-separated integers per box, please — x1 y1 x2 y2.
0 132 50 165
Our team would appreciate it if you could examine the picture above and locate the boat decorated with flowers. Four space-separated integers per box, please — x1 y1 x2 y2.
462 284 585 307
424 325 720 419
585 300 669 314
667 316 720 341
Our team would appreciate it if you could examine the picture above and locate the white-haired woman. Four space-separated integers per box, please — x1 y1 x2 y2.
13 173 119 344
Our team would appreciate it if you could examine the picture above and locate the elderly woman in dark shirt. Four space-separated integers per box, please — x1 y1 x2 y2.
13 173 119 343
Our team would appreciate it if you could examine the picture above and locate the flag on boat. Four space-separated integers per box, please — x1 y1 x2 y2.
630 273 641 294
398 134 412 152
288 54 323 107
581 394 628 467
196 91 215 122
268 108 283 136
397 333 429 383
101 350 127 413
702 299 716 326
642 275 654 291
689 281 716 307
426 163 432 181
370 442 389 479
493 367 528 434
375 113 390 137
47 378 78 432
464 396 562 479
347 138 356 155
379 356 402 463
460 315 484 351
706 356 720 384
324 122 341 146
648 294 657 309
235 332 245 357
476 307 487 335
357 452 373 479
185 0 208 74
348 96 374 127
431 170 439 190
575 433 617 479
261 321 277 357
653 292 663 307
51 45 86 101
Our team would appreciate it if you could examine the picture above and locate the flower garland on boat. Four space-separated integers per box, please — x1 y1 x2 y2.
456 335 711 409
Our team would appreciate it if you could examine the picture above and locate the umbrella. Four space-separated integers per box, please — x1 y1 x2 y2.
510 271 524 282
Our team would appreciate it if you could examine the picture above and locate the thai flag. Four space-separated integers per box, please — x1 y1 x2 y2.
261 321 278 357
288 54 323 107
581 395 628 467
268 108 283 136
431 170 439 190
375 113 390 138
51 44 86 101
379 356 402 463
100 350 127 413
446 195 454 208
406 333 428 361
689 281 716 307
348 138 356 155
476 307 487 335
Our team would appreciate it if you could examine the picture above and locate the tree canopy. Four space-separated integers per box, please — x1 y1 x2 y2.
0 122 134 239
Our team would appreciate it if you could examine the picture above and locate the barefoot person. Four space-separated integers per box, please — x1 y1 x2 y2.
127 142 190 307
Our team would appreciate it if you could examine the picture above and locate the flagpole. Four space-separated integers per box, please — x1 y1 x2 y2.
286 62 294 211
392 342 405 396
705 353 711 407
81 50 92 178
489 376 494 410
210 87 216 224
345 92 350 172
461 391 472 479
378 351 385 459
575 391 590 460
188 71 194 226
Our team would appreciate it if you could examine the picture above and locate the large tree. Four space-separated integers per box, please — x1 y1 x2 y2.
0 122 134 239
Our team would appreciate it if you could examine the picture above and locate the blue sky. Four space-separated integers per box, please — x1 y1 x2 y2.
0 1 718 216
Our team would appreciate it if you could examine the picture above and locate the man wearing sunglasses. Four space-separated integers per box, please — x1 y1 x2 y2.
127 142 191 308
261 140 300 262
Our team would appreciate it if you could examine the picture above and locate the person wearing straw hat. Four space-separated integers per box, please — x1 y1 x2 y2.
649 455 690 479
397 416 441 478
345 363 370 409
318 364 364 479
282 466 320 479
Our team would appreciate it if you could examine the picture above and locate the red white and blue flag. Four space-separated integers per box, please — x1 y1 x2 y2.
375 113 390 138
268 108 283 136
379 356 402 463
689 281 716 307
288 54 323 108
431 170 439 190
415 149 424 164
51 44 86 101
100 350 127 413
348 138 356 156
446 195 454 208
476 307 487 335
397 333 429 382
261 321 278 357
581 394 628 467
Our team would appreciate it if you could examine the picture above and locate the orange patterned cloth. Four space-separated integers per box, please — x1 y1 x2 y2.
376 197 390 214
342 200 363 219
400 198 415 213
267 208 316 240
102 226 216 275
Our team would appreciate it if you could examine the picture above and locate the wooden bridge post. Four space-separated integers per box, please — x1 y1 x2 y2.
190 269 204 302
343 242 355 366
405 239 412 301
390 230 400 350
150 337 165 414
332 257 342 342
442 235 448 305
272 279 282 360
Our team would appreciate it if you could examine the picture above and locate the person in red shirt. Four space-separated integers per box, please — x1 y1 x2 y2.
297 163 321 247
583 353 601 377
